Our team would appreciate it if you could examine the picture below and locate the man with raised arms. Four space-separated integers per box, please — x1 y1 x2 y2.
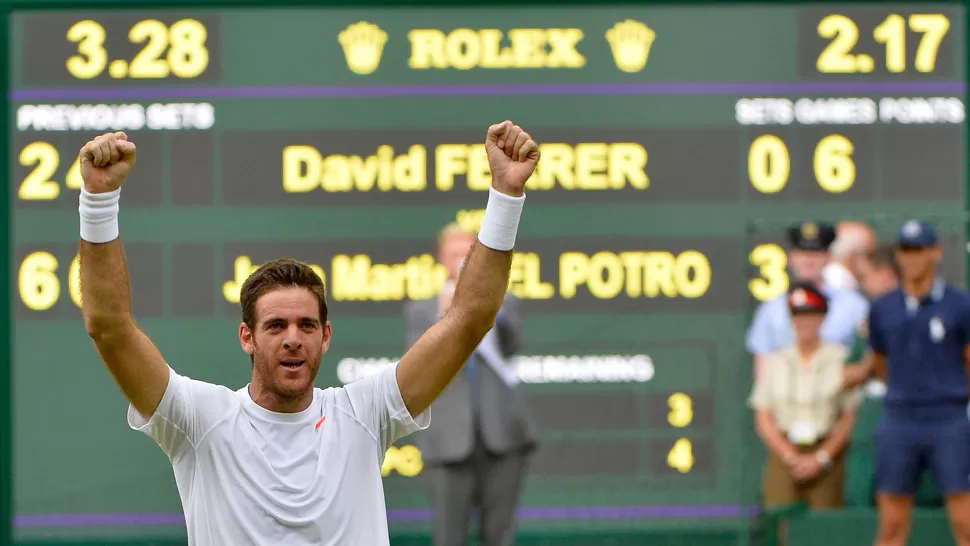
77 121 539 545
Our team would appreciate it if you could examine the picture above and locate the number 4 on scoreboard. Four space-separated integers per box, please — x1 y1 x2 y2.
667 438 694 473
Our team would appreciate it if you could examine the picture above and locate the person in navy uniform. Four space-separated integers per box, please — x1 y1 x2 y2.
853 220 970 546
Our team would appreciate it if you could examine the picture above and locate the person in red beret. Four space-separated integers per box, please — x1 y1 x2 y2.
749 282 864 510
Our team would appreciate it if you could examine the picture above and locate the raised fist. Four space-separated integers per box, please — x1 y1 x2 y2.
484 121 539 197
80 132 137 194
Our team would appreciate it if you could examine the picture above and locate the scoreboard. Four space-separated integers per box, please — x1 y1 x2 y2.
7 2 968 542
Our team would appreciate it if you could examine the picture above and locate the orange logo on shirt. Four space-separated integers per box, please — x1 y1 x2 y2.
315 416 326 430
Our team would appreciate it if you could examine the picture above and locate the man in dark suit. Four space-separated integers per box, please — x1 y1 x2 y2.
403 223 538 546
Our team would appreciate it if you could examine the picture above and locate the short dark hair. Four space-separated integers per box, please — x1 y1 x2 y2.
239 258 328 329
867 245 900 278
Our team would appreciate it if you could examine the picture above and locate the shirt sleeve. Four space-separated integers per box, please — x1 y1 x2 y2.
341 361 431 451
747 355 773 410
820 291 869 348
127 367 236 460
867 302 886 354
745 301 776 355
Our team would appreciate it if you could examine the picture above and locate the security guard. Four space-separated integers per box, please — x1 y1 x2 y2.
749 282 862 508
860 220 970 546
746 222 869 378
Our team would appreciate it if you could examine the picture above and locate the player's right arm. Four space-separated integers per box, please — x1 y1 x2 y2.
79 132 170 420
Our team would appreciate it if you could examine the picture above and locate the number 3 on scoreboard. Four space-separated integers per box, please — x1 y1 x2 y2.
748 244 788 302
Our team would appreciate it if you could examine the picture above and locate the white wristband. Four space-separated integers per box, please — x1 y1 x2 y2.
477 187 525 251
79 188 121 243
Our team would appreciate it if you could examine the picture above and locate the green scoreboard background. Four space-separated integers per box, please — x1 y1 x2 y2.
5 1 968 543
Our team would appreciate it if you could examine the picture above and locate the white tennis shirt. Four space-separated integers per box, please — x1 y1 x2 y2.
127 361 429 545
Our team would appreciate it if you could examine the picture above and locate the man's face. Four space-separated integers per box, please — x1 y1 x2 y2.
856 259 898 299
239 287 331 402
788 249 828 284
895 245 940 283
438 232 476 280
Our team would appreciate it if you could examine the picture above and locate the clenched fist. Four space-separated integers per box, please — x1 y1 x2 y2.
485 121 539 197
80 132 137 194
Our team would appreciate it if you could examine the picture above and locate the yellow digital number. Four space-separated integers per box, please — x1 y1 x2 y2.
65 155 84 190
748 134 790 194
910 14 950 73
749 135 855 195
68 254 83 308
381 445 423 478
18 142 83 200
168 19 209 78
814 134 855 193
749 244 788 302
19 142 61 200
818 13 950 74
667 393 693 428
18 252 82 311
66 20 108 80
129 20 170 78
873 14 906 72
874 14 951 73
817 14 859 73
667 438 694 473
66 18 208 79
19 252 60 311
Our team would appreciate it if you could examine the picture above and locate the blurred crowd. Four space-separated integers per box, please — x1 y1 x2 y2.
408 218 966 546
747 221 880 508
745 219 970 545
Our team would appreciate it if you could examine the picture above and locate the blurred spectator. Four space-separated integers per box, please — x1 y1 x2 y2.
403 223 537 546
749 283 863 508
822 221 877 292
856 244 901 301
844 244 899 394
746 222 869 378
850 220 970 546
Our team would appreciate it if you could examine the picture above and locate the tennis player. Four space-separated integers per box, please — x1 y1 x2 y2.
77 121 539 545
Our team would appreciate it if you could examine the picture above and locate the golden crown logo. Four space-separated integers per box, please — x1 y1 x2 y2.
338 21 388 75
605 19 656 73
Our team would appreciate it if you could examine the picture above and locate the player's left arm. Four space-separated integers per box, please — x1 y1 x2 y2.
396 121 538 417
